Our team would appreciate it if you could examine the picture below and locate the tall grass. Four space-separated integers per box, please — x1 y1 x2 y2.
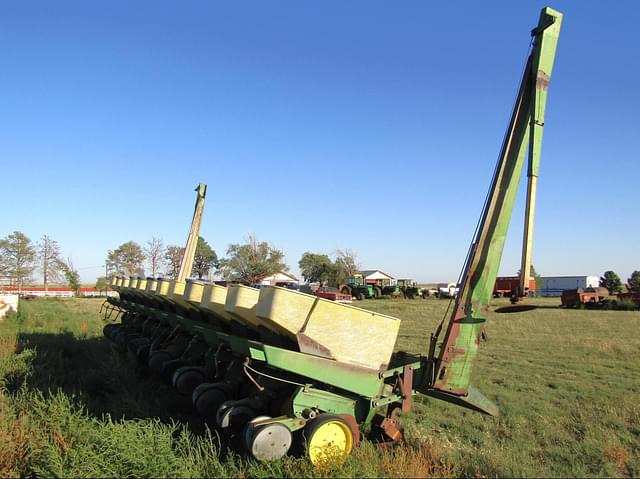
0 297 638 477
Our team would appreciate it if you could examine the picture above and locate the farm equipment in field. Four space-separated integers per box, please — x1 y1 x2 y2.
617 291 640 307
396 279 424 299
436 282 459 298
102 7 562 465
314 286 353 303
340 275 410 300
340 274 378 300
494 276 537 298
561 287 609 308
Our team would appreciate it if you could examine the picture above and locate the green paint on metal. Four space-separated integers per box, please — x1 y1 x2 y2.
292 387 358 418
261 344 384 398
433 7 562 396
133 303 385 398
380 361 422 379
249 347 266 361
423 386 499 416
372 395 403 408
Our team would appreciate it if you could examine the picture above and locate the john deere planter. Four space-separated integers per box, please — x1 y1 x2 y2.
102 7 562 464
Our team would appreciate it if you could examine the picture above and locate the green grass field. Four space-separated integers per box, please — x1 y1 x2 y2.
1 297 638 477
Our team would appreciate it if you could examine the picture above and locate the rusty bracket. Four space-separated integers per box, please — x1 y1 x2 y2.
397 365 414 413
372 410 404 443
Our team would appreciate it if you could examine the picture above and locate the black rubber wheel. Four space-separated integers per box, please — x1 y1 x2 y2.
217 403 256 433
148 350 172 372
173 366 205 396
135 344 151 364
103 324 120 340
161 358 186 383
192 383 229 417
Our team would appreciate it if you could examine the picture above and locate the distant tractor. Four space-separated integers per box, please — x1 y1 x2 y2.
561 287 609 308
340 274 380 300
340 275 423 300
396 279 424 299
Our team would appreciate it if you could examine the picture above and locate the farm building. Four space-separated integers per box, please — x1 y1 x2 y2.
260 272 299 287
358 270 396 287
539 276 599 297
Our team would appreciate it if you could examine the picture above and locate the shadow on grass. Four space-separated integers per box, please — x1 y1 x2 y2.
14 332 211 437
494 304 562 314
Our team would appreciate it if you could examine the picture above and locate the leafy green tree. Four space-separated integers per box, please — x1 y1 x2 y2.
192 236 218 279
60 258 81 295
0 231 37 291
95 276 109 293
628 270 640 293
298 252 335 284
106 241 146 276
164 245 185 279
219 234 287 285
600 270 623 294
38 235 63 292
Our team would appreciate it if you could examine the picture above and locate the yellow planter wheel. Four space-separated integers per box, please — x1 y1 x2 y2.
303 414 354 466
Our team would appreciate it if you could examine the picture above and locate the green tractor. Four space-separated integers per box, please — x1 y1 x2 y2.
341 275 416 300
396 279 424 299
340 274 378 300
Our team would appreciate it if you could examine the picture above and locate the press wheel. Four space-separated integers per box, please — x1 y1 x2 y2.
172 366 205 396
303 414 354 465
246 421 292 461
192 383 228 417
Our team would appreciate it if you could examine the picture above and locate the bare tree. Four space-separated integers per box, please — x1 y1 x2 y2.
164 245 185 279
144 237 165 277
334 249 360 277
38 235 63 292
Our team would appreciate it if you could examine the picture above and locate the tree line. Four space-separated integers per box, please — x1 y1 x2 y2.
0 231 80 292
14 228 636 295
105 233 290 286
0 229 365 293
599 270 640 294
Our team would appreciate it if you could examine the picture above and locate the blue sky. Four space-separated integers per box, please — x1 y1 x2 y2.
1 1 638 284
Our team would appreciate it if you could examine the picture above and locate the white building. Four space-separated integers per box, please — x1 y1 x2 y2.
358 270 396 286
260 272 299 286
540 276 599 297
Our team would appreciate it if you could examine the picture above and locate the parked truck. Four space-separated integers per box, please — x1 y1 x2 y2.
437 282 459 298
